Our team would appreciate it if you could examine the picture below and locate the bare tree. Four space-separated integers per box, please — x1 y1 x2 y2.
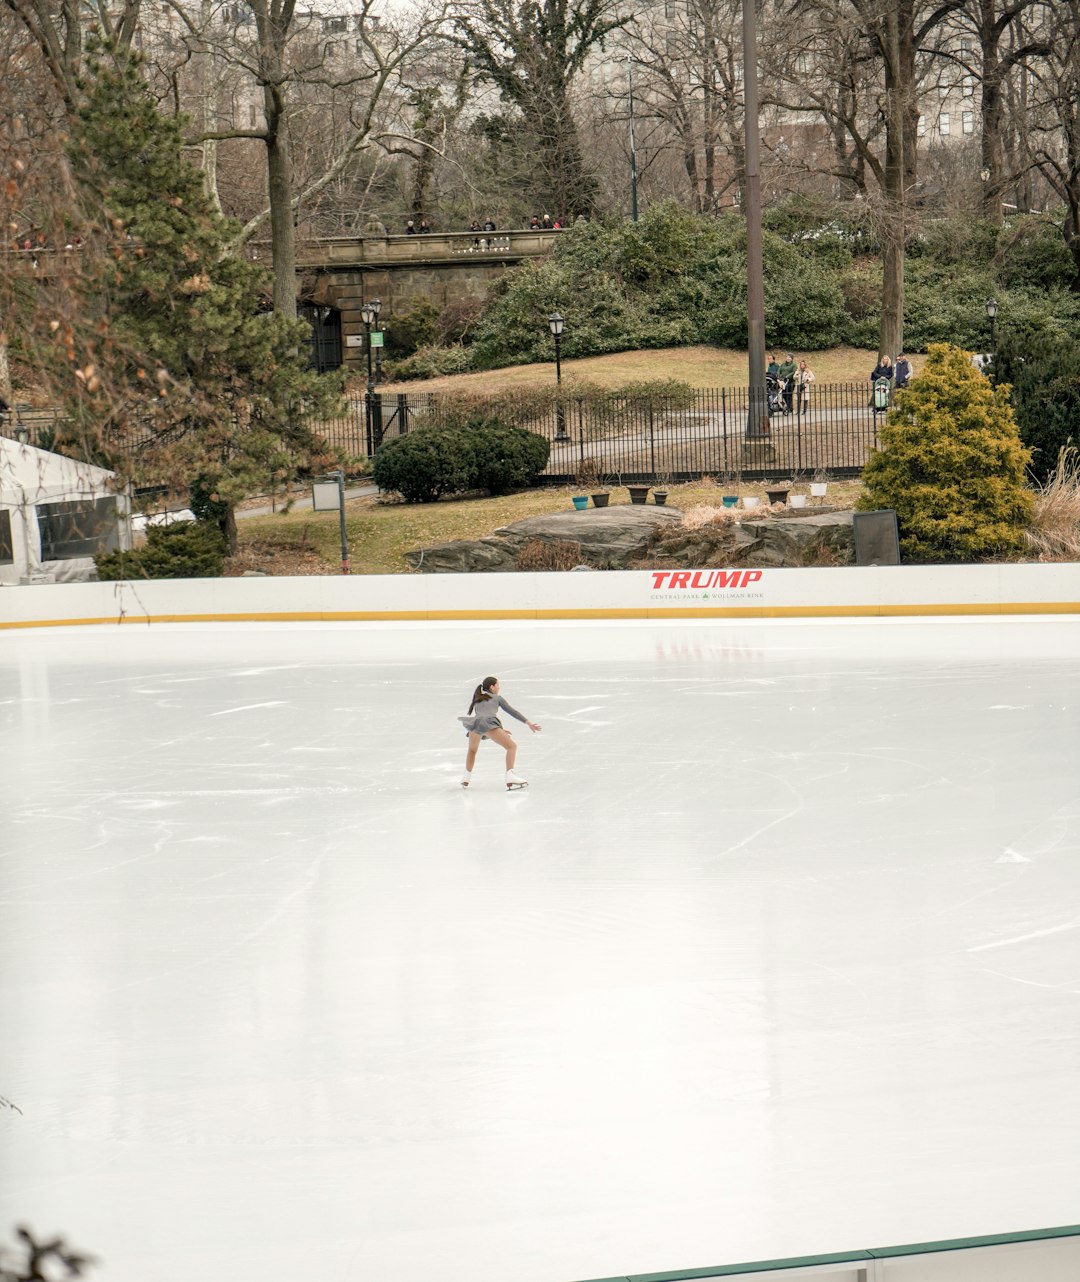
773 0 966 357
1029 1 1080 288
454 0 629 219
620 0 746 213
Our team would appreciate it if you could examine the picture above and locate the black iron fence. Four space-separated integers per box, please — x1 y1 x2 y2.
2 383 887 485
312 382 886 483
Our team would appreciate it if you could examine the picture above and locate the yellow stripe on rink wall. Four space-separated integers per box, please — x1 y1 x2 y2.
2 566 1080 630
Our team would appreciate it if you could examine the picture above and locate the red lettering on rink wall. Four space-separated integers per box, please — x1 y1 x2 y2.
650 570 764 590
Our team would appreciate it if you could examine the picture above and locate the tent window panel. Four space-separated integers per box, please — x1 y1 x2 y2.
37 497 120 560
0 509 12 564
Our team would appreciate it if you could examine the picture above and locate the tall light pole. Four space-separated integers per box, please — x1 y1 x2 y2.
360 298 381 454
626 55 639 223
548 313 570 443
742 0 768 440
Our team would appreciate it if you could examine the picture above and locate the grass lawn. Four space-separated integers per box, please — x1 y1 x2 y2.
237 478 867 575
362 345 915 398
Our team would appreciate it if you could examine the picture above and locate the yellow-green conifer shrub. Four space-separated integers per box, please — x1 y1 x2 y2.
859 343 1033 561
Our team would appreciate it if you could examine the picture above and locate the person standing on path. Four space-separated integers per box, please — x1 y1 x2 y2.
459 677 541 789
794 359 815 413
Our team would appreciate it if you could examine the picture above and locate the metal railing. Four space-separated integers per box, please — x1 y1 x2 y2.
2 383 888 485
313 382 886 482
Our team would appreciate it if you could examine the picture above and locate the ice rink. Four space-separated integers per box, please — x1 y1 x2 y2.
2 616 1079 1282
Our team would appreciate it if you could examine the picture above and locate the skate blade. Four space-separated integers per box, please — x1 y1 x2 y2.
506 782 528 790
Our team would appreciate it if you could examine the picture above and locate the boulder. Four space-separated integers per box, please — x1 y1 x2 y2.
645 510 855 568
405 505 856 572
405 505 682 572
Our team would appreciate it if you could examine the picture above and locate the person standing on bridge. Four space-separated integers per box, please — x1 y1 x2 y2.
405 219 417 235
418 218 431 234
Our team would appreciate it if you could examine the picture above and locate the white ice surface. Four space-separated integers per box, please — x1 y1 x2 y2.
2 617 1079 1282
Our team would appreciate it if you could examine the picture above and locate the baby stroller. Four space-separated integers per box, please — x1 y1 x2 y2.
766 374 786 416
872 376 892 415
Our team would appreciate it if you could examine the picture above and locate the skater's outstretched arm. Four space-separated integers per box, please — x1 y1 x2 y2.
497 696 541 732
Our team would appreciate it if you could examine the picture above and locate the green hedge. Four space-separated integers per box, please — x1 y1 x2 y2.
96 521 226 579
372 418 550 503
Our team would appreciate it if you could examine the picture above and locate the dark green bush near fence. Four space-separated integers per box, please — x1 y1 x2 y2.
373 420 549 502
994 333 1080 483
464 419 550 495
96 521 226 579
372 425 475 502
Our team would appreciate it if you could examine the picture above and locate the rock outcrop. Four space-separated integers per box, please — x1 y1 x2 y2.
405 506 682 572
405 504 857 572
645 510 855 568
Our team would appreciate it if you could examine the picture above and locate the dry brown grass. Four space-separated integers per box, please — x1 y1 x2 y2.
1025 448 1080 561
516 538 583 571
368 346 922 397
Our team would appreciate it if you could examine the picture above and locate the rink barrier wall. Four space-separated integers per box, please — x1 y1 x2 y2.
2 563 1080 629
575 1223 1080 1282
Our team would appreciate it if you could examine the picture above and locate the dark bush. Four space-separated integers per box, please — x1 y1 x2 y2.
995 217 1073 291
384 301 440 357
96 521 226 579
995 333 1080 483
464 419 550 495
372 425 474 502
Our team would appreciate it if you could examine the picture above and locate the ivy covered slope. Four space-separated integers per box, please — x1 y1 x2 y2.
392 200 1080 377
59 50 343 548
859 344 1033 562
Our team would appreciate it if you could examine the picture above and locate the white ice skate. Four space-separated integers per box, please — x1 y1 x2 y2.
505 769 528 791
461 772 472 789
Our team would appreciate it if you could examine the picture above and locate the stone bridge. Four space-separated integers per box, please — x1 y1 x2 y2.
270 229 561 371
5 229 560 373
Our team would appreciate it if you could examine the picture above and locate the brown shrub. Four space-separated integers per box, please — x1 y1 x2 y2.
516 538 583 571
1025 447 1080 561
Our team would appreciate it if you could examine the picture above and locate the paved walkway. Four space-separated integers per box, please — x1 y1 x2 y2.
237 483 378 520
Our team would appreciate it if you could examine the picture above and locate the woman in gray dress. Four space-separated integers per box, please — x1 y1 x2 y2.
460 676 541 789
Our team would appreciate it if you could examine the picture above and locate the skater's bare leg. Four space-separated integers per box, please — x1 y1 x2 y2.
464 732 483 774
485 727 517 770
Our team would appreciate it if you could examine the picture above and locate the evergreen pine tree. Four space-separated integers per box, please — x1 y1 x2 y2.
62 49 341 551
859 343 1033 562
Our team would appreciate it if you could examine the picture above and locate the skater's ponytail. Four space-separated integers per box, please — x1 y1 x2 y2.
468 676 498 713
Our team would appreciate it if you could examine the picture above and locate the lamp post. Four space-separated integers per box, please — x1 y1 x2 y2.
312 469 349 574
985 297 998 352
14 425 30 445
360 298 381 455
741 0 768 440
548 313 570 443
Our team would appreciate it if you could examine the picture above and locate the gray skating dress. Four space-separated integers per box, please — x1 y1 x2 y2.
459 695 528 736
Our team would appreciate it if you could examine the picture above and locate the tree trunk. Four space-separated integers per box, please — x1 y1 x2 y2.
264 86 297 319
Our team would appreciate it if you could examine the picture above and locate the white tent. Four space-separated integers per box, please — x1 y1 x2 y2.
0 437 132 585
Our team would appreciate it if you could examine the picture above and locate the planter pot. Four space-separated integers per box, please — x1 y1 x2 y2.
572 495 588 510
721 495 739 509
766 487 790 505
742 496 761 509
810 483 828 499
591 492 610 508
790 494 807 509
653 491 668 506
628 485 651 505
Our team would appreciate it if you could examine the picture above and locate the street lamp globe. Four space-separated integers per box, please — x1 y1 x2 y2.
985 298 998 322
548 313 565 337
360 301 376 326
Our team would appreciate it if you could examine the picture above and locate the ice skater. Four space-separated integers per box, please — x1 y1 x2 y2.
459 676 541 790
